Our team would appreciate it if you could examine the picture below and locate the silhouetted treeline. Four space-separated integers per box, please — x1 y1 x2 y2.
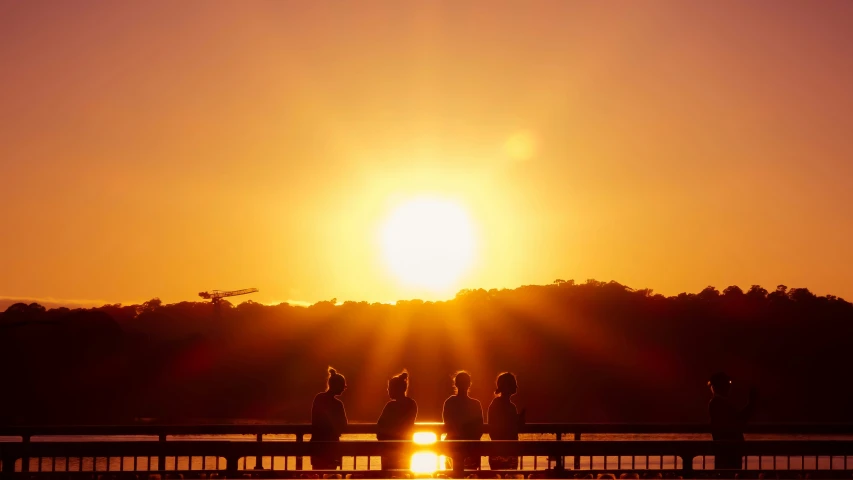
1 280 851 425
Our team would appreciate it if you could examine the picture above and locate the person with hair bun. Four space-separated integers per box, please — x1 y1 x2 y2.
376 370 418 470
487 372 525 470
442 371 484 470
311 367 349 470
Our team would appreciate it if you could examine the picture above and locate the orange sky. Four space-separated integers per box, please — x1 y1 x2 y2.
2 1 852 307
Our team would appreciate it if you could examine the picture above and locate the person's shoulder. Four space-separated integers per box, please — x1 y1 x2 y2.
404 397 417 408
313 392 326 402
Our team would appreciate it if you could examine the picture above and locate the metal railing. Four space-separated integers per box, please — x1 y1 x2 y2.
1 423 852 478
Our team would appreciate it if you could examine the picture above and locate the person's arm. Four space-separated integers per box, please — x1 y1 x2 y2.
332 400 348 435
738 388 756 424
376 402 391 440
442 399 457 438
475 401 485 438
406 400 418 426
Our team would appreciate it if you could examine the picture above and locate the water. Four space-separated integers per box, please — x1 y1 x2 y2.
3 433 852 472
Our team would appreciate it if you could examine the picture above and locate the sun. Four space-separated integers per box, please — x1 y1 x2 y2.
380 197 476 291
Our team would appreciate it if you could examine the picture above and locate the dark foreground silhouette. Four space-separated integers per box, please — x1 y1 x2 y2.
310 368 348 469
376 370 417 469
488 372 525 470
1 280 851 424
443 371 484 470
708 371 755 469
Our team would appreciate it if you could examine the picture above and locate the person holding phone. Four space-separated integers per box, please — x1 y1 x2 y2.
708 371 756 470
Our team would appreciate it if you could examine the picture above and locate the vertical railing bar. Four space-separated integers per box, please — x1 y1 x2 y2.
296 433 304 470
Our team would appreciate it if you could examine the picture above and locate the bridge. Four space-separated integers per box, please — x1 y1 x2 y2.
2 423 853 478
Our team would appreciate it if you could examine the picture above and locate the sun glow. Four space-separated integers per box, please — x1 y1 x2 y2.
409 431 445 475
380 197 476 291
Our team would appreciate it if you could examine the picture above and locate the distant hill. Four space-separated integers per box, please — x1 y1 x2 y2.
1 280 851 425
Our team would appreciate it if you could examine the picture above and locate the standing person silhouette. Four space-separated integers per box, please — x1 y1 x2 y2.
487 372 525 470
442 371 484 471
311 367 348 470
708 372 755 470
377 370 418 471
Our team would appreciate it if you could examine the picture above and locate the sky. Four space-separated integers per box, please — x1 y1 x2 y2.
2 1 852 307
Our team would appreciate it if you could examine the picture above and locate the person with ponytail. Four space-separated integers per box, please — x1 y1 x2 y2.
310 367 349 470
487 372 525 470
376 370 418 470
442 371 484 470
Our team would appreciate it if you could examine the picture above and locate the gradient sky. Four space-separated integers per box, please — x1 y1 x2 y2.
2 1 852 307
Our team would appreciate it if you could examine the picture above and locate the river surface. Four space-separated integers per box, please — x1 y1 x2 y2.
2 433 852 472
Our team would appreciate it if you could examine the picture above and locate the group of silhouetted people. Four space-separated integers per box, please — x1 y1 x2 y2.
310 368 525 471
311 367 754 471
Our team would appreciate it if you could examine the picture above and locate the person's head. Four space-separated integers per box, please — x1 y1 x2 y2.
453 371 471 395
708 372 732 397
494 372 518 397
327 367 347 395
388 370 409 400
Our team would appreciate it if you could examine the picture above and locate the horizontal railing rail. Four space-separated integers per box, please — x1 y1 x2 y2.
3 424 853 478
4 439 853 457
3 422 853 438
2 439 853 477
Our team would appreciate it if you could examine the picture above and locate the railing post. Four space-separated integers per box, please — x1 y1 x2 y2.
452 455 464 479
225 454 240 476
1 453 16 480
573 432 581 470
296 433 304 470
680 455 694 473
158 434 166 472
254 433 265 470
555 432 565 472
21 435 30 474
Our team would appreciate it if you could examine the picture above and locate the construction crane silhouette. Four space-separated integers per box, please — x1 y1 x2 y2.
199 288 258 316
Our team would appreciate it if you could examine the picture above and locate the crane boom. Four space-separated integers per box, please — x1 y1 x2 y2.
199 288 259 302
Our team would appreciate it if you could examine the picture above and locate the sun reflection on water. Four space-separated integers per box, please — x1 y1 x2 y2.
409 431 446 475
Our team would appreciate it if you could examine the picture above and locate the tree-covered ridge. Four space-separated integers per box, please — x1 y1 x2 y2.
1 280 851 425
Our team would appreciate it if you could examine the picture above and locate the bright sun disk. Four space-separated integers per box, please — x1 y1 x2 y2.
380 197 476 291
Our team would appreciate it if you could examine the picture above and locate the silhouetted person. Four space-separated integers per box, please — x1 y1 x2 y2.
487 372 525 470
442 371 484 470
311 367 348 470
708 372 755 470
377 370 418 471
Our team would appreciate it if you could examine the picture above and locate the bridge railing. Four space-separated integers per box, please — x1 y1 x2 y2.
2 424 853 478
